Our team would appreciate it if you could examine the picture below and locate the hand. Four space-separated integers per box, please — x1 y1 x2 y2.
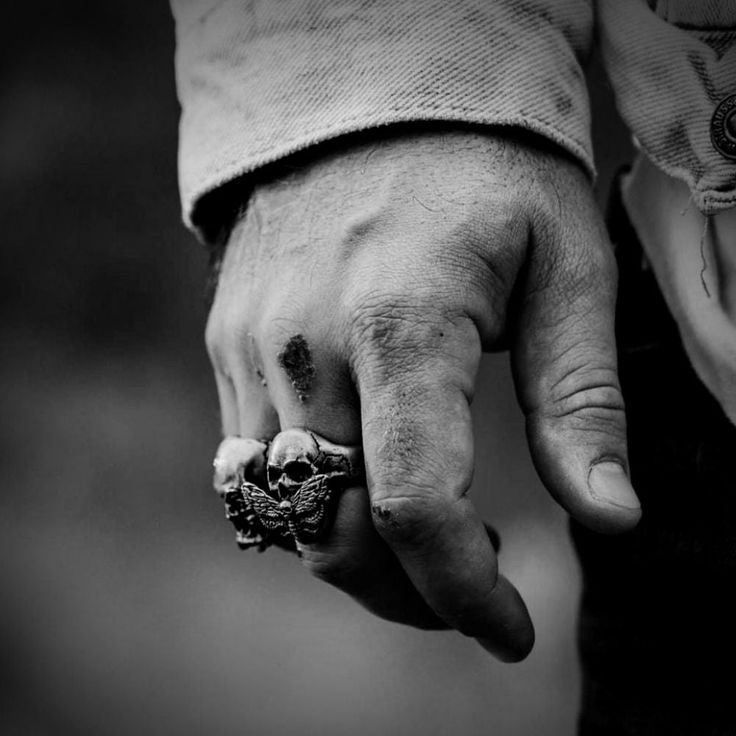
205 128 641 661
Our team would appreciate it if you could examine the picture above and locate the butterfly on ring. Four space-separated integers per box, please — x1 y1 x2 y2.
229 474 341 549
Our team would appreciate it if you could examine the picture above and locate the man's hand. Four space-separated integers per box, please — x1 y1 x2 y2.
206 128 641 661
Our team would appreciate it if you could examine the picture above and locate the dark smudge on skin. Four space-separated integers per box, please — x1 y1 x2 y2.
278 334 315 402
372 504 391 519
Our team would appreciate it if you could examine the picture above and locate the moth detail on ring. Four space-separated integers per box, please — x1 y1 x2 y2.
213 429 363 550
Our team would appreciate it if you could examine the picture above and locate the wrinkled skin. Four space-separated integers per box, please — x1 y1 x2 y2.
206 128 641 662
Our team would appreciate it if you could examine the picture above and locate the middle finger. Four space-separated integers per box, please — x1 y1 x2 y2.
255 321 449 629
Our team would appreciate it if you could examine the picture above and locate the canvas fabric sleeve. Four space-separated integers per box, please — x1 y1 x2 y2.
171 0 595 239
597 0 736 215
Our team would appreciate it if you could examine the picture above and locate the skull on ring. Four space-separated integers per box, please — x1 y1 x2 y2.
266 429 323 502
266 427 359 504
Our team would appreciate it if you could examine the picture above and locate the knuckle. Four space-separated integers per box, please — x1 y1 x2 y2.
350 294 426 343
557 391 626 436
347 293 458 374
370 492 447 549
546 365 626 433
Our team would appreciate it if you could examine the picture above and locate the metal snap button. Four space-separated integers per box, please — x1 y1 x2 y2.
711 94 736 160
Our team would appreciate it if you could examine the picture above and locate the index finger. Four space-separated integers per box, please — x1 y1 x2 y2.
353 312 534 661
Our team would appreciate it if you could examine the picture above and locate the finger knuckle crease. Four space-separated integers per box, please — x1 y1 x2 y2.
550 384 625 425
370 494 446 547
348 295 452 360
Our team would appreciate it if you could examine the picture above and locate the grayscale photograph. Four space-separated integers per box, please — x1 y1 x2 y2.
1 2 735 734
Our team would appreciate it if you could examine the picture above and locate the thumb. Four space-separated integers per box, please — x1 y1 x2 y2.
511 199 641 534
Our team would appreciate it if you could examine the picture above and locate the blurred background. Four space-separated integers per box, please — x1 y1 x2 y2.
0 3 632 734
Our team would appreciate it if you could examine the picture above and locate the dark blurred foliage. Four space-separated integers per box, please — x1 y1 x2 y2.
0 3 631 734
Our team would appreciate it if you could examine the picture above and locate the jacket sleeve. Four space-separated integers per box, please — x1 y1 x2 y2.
597 0 736 214
172 0 595 239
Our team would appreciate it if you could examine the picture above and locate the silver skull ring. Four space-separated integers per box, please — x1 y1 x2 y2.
213 429 363 550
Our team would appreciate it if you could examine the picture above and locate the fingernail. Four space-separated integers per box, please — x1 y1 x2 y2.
588 462 640 510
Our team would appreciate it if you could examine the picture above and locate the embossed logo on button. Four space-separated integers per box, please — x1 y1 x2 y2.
711 94 736 160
